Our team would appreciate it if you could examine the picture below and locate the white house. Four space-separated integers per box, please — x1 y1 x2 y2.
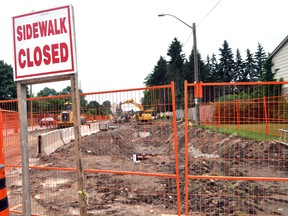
267 35 288 94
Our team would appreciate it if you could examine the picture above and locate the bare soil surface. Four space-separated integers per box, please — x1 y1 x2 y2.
17 121 288 215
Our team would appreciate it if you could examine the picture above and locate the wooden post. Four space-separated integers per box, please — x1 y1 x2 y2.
17 82 31 215
70 74 87 215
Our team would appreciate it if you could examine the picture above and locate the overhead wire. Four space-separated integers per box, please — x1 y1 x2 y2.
158 0 223 84
197 0 222 27
182 0 223 51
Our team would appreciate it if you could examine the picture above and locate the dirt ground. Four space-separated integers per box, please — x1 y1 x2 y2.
21 121 288 215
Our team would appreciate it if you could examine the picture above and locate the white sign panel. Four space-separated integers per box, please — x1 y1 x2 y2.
12 5 77 81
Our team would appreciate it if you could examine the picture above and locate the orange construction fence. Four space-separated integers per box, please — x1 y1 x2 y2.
0 81 288 215
184 81 288 215
1 82 182 215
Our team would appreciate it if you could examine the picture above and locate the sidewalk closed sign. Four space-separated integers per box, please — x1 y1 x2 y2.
12 5 77 81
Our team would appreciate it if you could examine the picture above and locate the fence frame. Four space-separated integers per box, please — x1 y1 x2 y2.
1 81 183 215
184 80 288 215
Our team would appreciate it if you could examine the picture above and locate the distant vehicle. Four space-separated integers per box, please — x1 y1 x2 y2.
39 117 56 128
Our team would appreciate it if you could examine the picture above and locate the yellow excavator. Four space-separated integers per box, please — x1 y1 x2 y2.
57 102 87 128
120 99 154 122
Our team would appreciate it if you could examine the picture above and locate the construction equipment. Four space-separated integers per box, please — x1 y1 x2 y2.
111 103 126 123
57 102 86 128
120 99 154 123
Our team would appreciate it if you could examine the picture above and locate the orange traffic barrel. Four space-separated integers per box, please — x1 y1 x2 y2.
0 164 9 215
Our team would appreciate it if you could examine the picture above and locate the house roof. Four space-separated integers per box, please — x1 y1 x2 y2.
267 35 288 61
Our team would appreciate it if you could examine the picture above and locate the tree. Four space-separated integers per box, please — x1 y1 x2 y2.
184 49 207 83
60 86 72 95
218 40 234 82
234 49 245 82
262 57 276 82
144 56 169 111
87 100 101 115
167 38 185 83
197 52 207 83
35 85 88 115
210 54 219 82
250 58 278 98
37 87 58 97
167 38 185 109
36 88 59 113
144 56 167 86
244 49 257 81
61 86 88 113
102 100 112 115
0 60 17 100
202 55 216 101
254 43 267 80
204 56 212 81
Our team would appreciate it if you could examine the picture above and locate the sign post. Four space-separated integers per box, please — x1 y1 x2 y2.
12 5 87 215
71 73 88 215
17 82 31 215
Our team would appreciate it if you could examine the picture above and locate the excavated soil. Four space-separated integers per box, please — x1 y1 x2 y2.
27 121 288 215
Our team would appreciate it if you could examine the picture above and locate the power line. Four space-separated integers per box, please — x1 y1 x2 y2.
168 0 223 61
155 1 223 85
197 0 222 27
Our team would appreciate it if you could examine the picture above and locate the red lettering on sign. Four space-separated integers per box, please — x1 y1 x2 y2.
26 24 32 40
51 43 60 63
27 49 33 67
60 42 68 62
17 42 69 68
38 21 48 37
54 19 60 35
16 26 23 41
18 49 26 68
48 20 54 36
34 46 42 66
43 45 51 65
16 17 68 41
32 23 39 39
59 17 67 33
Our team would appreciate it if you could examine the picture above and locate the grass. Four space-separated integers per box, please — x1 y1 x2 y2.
200 123 288 141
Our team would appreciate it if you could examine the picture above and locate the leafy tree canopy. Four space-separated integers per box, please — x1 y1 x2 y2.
37 87 58 97
0 60 17 100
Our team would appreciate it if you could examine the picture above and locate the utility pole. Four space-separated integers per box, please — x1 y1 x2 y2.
193 23 200 125
158 14 200 125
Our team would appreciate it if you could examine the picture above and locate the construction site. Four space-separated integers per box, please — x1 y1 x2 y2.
0 82 287 215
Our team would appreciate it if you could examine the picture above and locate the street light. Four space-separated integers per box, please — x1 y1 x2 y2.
158 13 200 125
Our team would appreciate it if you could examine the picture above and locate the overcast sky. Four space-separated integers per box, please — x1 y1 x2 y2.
0 0 287 95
